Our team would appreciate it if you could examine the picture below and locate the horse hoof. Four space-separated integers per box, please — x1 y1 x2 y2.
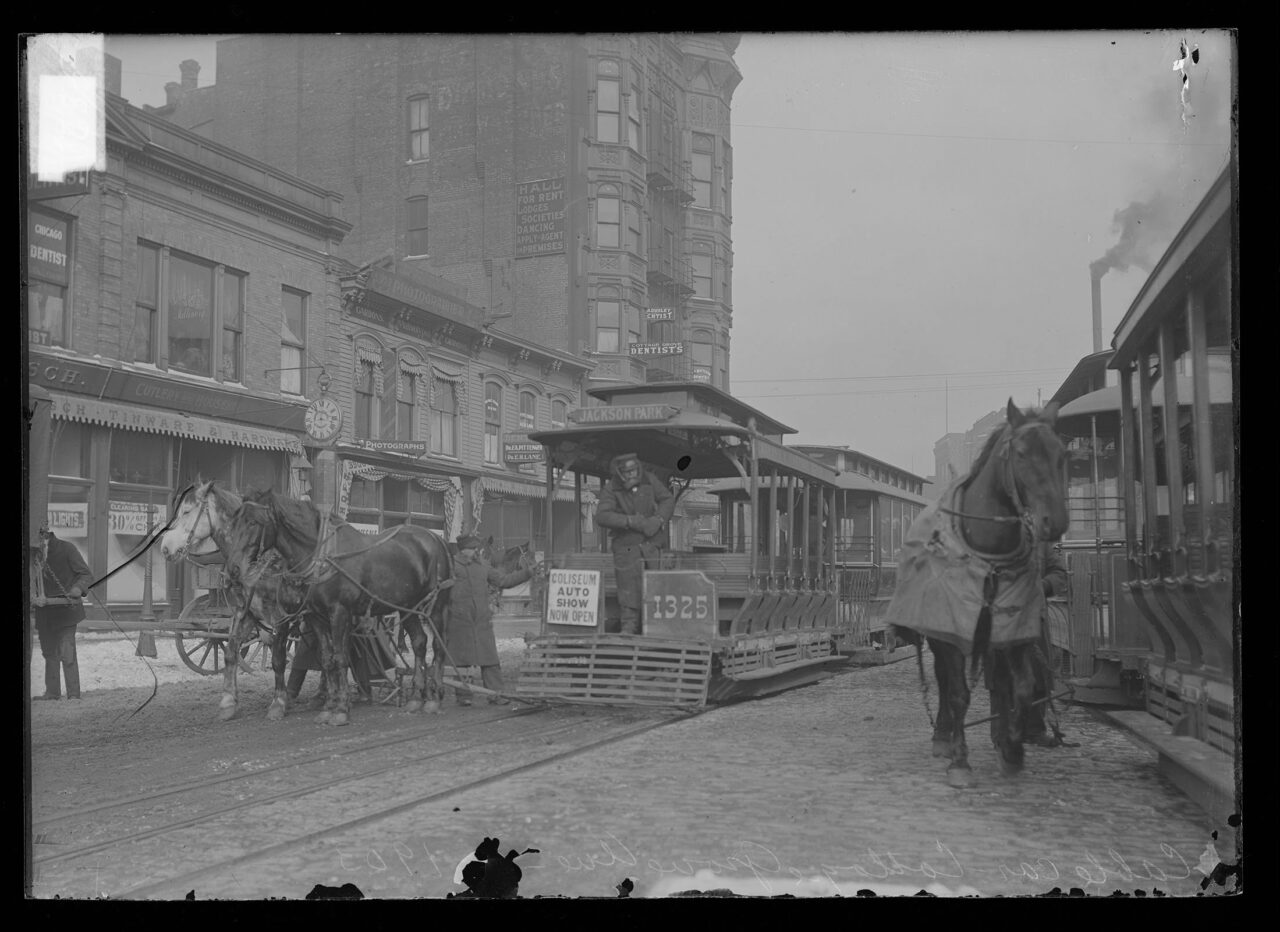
315 710 331 724
999 749 1025 776
329 711 349 727
266 703 285 722
218 705 239 722
931 739 952 759
946 766 975 789
423 700 441 714
404 699 424 713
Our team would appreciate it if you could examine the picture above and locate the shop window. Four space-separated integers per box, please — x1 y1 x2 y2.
110 431 168 486
50 421 89 478
107 431 170 605
169 253 215 376
281 288 307 395
132 242 159 363
520 391 536 430
407 196 429 257
222 269 245 382
596 63 620 143
408 95 429 160
241 450 282 494
355 361 375 439
28 208 71 348
409 485 446 530
383 478 409 514
431 378 457 456
484 382 502 464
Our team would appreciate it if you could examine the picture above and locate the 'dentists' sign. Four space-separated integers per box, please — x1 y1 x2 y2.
567 404 677 425
546 569 600 627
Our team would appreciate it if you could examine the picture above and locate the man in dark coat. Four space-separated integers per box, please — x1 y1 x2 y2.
593 453 676 635
1025 542 1069 746
32 531 95 700
447 535 536 706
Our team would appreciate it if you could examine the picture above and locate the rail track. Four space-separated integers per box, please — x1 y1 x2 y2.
32 703 702 899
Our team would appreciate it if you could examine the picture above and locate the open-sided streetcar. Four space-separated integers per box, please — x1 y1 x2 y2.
515 382 863 709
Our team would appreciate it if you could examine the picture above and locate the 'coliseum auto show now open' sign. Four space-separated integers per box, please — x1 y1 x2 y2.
546 569 600 627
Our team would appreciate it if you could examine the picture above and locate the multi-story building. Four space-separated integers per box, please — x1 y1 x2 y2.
159 34 741 393
26 87 351 620
933 409 1006 488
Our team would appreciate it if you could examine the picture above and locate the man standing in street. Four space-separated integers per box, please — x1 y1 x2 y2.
32 530 95 700
447 535 538 706
593 453 676 635
1025 541 1069 746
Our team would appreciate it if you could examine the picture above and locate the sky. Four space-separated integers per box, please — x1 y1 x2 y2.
101 31 1234 478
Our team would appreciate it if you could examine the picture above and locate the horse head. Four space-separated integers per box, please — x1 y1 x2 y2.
222 499 276 586
159 479 235 560
1003 398 1069 543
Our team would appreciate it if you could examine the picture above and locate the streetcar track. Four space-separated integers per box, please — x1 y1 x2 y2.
33 706 549 829
34 717 588 868
112 709 703 899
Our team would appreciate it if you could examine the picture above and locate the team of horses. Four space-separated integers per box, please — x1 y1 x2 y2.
158 484 529 726
156 398 1068 790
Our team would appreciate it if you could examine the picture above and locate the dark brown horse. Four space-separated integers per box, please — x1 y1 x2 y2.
224 490 453 726
887 399 1068 787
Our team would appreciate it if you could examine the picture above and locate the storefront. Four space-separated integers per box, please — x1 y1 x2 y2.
31 349 308 618
333 441 472 541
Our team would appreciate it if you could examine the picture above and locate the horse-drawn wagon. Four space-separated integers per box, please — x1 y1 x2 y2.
515 381 857 709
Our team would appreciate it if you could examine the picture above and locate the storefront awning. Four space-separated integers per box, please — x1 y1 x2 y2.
48 391 304 454
482 474 589 504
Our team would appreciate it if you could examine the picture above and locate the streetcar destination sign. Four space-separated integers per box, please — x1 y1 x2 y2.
567 404 677 424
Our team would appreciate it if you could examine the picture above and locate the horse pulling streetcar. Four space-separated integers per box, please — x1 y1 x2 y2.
515 381 861 709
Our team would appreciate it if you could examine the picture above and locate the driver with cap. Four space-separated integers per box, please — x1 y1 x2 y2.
594 453 676 635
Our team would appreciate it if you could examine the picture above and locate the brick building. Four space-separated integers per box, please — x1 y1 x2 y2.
26 88 350 620
161 34 741 393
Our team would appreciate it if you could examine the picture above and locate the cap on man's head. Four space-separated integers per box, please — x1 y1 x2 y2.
457 534 483 551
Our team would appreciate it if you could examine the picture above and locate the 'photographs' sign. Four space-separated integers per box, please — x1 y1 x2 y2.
348 439 429 455
546 569 599 627
514 177 565 257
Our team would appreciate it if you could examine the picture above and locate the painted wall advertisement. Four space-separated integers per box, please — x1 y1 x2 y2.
546 569 599 627
514 177 565 257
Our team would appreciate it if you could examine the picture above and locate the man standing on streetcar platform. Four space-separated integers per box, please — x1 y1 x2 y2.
32 530 95 701
594 453 677 635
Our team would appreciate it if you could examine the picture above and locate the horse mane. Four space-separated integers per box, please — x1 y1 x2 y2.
245 487 320 546
959 405 1054 491
204 480 243 512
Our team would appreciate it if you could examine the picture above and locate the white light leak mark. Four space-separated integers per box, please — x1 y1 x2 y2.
1171 36 1201 129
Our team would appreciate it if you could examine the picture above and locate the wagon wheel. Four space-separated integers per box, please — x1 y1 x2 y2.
237 630 298 674
174 590 255 676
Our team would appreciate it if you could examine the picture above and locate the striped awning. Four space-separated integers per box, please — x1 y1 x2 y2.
482 474 591 504
48 391 304 454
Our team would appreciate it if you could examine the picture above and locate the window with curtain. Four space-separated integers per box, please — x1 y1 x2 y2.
281 288 307 394
355 361 375 439
484 382 502 464
520 391 536 429
222 269 244 382
168 253 215 376
596 186 620 248
407 196 429 256
596 63 620 143
132 242 159 364
431 377 457 456
408 95 429 160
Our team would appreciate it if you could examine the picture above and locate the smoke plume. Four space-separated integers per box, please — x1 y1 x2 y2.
1089 198 1179 279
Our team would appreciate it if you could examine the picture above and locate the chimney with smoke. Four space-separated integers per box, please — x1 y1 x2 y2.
1090 265 1103 353
1089 194 1179 351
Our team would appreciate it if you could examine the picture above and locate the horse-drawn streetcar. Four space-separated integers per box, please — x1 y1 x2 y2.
516 381 858 709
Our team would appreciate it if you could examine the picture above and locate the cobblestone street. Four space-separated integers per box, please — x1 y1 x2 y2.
159 654 1236 899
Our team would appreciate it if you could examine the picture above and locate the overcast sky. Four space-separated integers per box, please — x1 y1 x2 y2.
103 31 1234 477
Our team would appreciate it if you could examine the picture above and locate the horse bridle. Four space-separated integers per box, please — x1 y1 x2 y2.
939 425 1041 542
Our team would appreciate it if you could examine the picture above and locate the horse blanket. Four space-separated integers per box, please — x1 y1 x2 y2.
883 480 1044 653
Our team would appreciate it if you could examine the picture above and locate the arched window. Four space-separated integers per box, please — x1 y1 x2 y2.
519 390 536 430
431 376 457 456
355 361 376 439
484 382 502 464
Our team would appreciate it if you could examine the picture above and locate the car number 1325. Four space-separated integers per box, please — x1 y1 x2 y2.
649 594 710 621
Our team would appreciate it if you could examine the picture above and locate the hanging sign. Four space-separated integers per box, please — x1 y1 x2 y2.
628 342 684 357
504 433 544 463
348 438 429 455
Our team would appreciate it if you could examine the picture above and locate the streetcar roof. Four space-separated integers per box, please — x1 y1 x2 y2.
585 382 797 437
704 472 928 504
1057 352 1233 425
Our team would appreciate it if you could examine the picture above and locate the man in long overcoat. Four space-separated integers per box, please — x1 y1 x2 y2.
593 453 676 634
1025 541 1069 746
32 531 95 700
446 535 536 706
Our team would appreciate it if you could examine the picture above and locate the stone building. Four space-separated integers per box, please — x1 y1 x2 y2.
161 34 742 393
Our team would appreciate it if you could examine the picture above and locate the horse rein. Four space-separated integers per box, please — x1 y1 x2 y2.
938 426 1043 543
